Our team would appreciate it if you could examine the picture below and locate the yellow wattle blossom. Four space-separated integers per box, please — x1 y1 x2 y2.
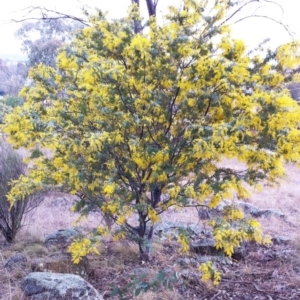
148 207 160 223
117 214 126 225
68 238 99 264
103 183 116 195
199 261 221 286
113 231 126 241
178 233 189 254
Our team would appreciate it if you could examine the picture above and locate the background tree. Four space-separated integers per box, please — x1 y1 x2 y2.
15 18 83 68
4 0 300 273
0 59 28 96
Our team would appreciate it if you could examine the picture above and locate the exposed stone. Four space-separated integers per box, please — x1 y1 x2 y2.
4 253 27 270
214 201 285 219
155 221 203 240
272 236 291 245
196 254 232 265
179 269 200 284
236 201 285 219
21 272 103 300
44 228 80 249
191 238 247 261
190 238 218 255
176 257 198 267
235 201 261 216
31 252 90 279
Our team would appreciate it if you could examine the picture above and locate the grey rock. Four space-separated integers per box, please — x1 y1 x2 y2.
235 201 260 215
261 208 285 219
45 228 80 249
4 253 27 270
155 221 203 240
272 236 291 245
191 239 246 261
236 201 285 219
215 200 285 219
31 252 90 279
21 272 103 300
179 269 199 284
198 254 233 264
176 257 198 267
190 238 218 255
176 258 191 267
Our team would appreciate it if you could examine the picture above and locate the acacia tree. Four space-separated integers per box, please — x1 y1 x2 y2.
4 0 300 275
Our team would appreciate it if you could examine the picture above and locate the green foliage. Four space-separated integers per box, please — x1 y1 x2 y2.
3 0 300 263
0 102 12 124
1 95 24 108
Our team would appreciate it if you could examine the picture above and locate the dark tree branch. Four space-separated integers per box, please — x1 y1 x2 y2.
131 0 142 34
10 6 89 26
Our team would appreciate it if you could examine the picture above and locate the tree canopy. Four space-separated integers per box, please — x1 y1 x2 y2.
3 0 300 281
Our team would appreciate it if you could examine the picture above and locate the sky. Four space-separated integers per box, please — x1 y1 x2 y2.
0 0 299 60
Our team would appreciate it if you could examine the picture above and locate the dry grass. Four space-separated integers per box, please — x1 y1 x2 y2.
17 192 103 241
134 290 183 300
0 248 27 300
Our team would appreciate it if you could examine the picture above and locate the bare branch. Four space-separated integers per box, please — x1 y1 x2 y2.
221 0 293 40
10 6 89 26
220 0 256 27
234 14 294 39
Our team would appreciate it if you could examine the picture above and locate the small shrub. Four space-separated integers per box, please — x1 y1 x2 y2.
0 102 12 124
0 141 43 242
1 95 24 108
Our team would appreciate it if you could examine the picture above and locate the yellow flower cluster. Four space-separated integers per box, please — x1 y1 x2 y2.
199 261 221 286
177 233 189 254
148 207 160 223
68 238 99 264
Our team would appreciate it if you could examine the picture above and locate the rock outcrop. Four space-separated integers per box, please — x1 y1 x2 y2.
31 252 90 279
22 272 103 300
4 253 27 270
44 228 80 249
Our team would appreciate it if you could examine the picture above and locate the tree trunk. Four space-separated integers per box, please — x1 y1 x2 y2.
145 0 156 17
131 0 142 34
137 185 161 261
131 0 157 34
138 225 154 261
132 0 159 260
